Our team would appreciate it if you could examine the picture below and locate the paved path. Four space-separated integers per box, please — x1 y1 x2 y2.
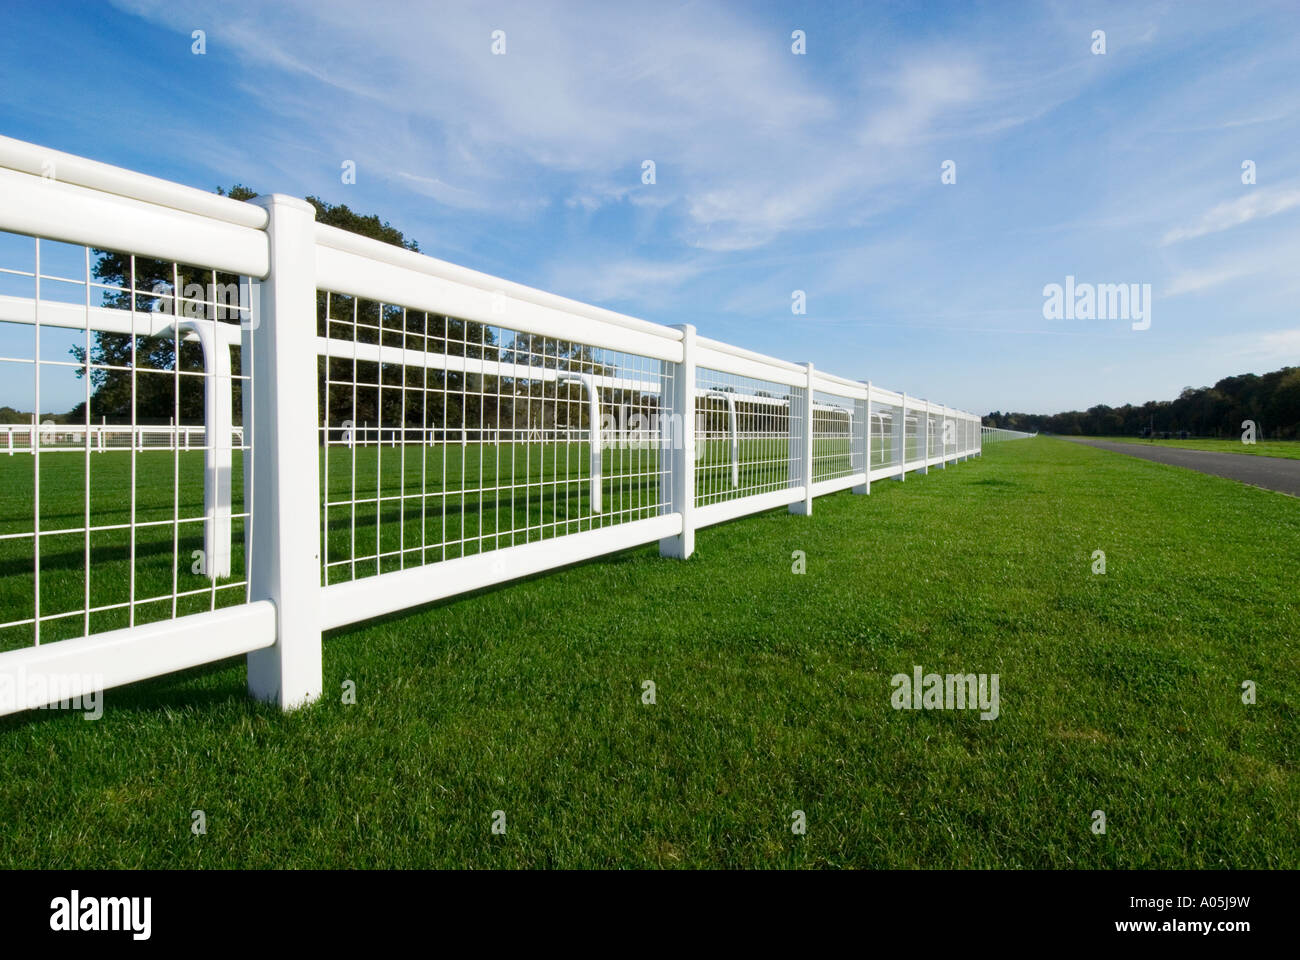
1062 438 1300 497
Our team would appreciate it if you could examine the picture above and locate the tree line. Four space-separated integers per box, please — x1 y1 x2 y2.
985 366 1300 439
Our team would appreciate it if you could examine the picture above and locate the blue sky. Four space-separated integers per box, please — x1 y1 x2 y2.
1 0 1298 415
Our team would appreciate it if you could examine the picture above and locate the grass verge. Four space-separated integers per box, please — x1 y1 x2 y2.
0 436 1295 868
1093 436 1300 460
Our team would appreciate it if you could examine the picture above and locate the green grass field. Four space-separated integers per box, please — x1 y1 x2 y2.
0 435 1295 868
1094 436 1300 460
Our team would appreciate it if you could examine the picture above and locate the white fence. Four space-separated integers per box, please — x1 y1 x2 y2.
0 134 985 715
981 426 1037 442
2 422 243 453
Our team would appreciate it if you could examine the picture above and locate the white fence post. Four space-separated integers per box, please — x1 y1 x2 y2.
920 399 930 476
790 362 814 515
659 323 695 559
245 194 323 710
895 392 907 481
944 406 951 467
853 380 871 495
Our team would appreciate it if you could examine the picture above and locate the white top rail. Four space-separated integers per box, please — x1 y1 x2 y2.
0 134 268 229
315 223 683 363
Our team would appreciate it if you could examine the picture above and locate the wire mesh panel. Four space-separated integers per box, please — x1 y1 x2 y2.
0 230 254 652
811 390 856 483
872 403 901 470
694 366 799 507
904 410 921 463
317 291 673 585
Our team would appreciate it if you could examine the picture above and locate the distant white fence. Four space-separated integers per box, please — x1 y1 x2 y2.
0 134 985 716
981 426 1037 442
2 422 243 453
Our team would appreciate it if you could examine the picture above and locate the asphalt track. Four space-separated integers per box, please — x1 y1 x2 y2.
1062 437 1300 498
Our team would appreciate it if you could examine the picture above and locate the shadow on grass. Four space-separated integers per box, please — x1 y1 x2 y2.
0 654 259 732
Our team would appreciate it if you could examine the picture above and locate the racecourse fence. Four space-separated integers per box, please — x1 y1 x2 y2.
2 422 244 453
0 134 999 715
982 426 1038 443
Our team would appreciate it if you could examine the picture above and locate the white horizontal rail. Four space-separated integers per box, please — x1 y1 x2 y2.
0 167 269 278
695 334 806 375
0 294 243 346
315 226 682 363
811 474 866 498
694 486 804 529
320 514 681 630
696 342 806 388
2 422 243 454
870 384 906 407
812 370 869 398
316 336 662 394
0 134 269 229
0 602 276 717
868 464 905 482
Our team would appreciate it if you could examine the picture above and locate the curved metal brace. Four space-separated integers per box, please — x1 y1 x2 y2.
178 319 235 579
558 373 602 513
704 391 739 488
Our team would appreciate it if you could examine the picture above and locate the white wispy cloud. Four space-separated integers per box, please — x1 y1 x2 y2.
1212 328 1300 366
110 0 1037 253
1161 186 1300 244
544 257 706 306
1164 261 1262 296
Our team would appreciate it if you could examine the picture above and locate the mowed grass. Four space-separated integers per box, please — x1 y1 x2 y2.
0 436 1296 868
1095 435 1300 460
